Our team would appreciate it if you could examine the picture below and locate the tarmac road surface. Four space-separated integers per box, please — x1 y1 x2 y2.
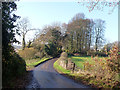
26 58 93 89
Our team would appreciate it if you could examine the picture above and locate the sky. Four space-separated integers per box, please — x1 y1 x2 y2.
14 0 118 45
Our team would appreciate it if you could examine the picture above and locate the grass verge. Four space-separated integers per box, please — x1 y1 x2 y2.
26 57 52 70
53 60 71 74
53 59 95 88
53 57 111 89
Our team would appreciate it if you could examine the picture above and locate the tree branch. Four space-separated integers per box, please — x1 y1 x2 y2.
89 1 100 12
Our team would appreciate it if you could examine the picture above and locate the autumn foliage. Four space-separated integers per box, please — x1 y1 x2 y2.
84 43 120 88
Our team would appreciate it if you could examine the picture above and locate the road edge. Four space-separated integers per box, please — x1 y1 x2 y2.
53 58 97 89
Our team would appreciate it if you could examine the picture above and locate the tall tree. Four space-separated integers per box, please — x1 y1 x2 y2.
88 19 94 50
94 19 105 51
67 13 86 52
17 18 31 50
67 13 94 53
2 2 26 87
16 17 39 50
2 2 19 51
33 24 62 57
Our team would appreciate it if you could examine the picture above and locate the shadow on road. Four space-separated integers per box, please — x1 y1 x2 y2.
32 70 94 88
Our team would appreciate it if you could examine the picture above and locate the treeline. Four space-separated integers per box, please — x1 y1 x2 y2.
32 13 105 57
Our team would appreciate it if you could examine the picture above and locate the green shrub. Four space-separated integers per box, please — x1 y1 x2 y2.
44 42 62 57
32 43 50 59
2 46 26 87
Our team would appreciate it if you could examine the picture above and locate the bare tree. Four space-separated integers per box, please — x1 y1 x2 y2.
94 19 105 52
17 17 40 50
67 13 95 53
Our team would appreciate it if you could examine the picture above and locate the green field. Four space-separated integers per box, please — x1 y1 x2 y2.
54 56 108 72
118 52 120 54
53 56 117 88
70 56 107 69
70 56 92 69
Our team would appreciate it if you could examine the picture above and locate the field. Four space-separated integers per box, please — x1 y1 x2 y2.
118 52 120 54
54 56 120 88
70 56 108 70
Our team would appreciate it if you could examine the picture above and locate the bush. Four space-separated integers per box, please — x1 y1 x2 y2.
106 43 120 73
2 45 26 87
44 42 62 57
18 48 38 60
84 44 120 88
87 50 107 57
35 51 48 59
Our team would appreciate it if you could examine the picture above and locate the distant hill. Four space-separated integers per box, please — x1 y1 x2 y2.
13 45 22 50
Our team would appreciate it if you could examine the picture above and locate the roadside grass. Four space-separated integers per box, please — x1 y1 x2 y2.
53 59 93 87
26 57 51 70
118 52 120 54
54 56 108 73
53 56 113 88
54 60 71 74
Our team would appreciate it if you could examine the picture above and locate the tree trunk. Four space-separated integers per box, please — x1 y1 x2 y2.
22 34 26 50
27 40 32 48
88 29 92 50
76 33 79 50
70 33 73 52
95 38 98 52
